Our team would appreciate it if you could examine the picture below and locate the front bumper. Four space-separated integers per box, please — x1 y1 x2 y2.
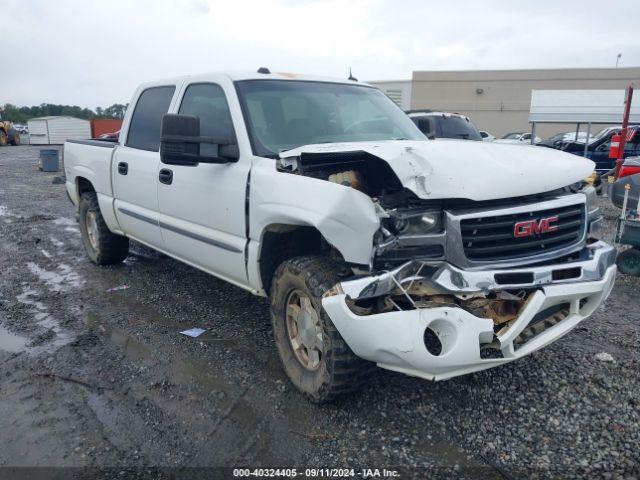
322 241 617 381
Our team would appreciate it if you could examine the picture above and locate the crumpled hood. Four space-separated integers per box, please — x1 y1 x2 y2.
280 140 595 201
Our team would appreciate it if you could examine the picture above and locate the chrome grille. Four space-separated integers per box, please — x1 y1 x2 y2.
460 204 585 261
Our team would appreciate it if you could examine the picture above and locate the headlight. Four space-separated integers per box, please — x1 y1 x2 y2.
391 209 443 235
582 185 599 215
581 184 602 237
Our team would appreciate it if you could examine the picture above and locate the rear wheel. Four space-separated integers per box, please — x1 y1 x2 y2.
0 130 7 146
8 129 20 146
617 248 640 276
78 192 129 265
270 256 373 403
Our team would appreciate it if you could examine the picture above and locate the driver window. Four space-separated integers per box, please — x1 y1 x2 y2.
179 83 235 157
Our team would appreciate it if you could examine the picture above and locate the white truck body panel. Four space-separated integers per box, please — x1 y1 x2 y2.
279 140 595 202
63 71 616 386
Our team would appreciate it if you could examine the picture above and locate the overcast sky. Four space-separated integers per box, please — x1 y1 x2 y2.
3 0 639 108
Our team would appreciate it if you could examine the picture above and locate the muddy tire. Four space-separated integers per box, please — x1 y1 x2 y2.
617 248 640 276
78 192 129 265
270 256 373 403
0 130 7 147
8 129 20 146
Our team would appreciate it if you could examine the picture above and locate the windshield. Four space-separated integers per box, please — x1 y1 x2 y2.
590 128 614 143
502 132 522 140
235 80 425 157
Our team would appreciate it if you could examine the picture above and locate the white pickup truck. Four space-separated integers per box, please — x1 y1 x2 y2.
64 70 616 402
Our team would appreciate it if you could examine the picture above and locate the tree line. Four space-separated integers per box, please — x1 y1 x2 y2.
1 103 129 124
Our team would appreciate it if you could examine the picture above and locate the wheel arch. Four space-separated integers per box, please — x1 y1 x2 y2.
76 176 96 199
257 223 345 296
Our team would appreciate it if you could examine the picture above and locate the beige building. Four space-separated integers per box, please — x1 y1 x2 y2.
373 67 640 139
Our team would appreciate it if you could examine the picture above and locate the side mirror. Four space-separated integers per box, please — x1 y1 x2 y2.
160 114 239 166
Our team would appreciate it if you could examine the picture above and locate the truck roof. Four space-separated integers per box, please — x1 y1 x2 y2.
138 70 374 89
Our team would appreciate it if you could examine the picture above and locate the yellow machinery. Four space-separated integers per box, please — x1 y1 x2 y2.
0 109 21 146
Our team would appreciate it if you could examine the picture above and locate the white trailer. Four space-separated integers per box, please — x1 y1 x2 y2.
28 116 91 145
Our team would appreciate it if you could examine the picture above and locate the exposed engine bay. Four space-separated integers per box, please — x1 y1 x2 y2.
277 149 593 271
277 150 449 269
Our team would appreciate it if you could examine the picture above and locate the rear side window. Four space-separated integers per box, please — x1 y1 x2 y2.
126 86 175 151
178 83 234 157
412 117 435 137
438 116 482 141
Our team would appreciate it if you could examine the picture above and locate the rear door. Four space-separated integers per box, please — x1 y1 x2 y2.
157 80 250 286
113 85 177 248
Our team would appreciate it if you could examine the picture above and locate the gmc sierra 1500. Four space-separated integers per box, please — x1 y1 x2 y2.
64 70 616 402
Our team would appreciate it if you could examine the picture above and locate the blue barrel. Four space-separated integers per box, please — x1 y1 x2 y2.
40 149 59 172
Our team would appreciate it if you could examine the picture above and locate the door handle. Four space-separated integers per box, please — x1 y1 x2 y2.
118 162 128 175
159 168 173 185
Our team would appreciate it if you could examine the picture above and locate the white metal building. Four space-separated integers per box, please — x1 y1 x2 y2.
27 116 91 145
371 67 640 137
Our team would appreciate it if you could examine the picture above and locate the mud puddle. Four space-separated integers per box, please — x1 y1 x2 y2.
0 324 29 353
14 286 76 354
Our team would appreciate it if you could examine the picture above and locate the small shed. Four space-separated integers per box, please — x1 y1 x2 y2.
27 116 91 145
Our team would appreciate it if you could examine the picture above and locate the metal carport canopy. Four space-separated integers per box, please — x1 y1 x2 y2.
529 89 640 124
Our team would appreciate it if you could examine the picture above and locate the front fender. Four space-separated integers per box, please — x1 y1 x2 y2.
250 160 380 266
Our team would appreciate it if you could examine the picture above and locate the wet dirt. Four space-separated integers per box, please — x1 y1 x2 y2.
1 146 638 479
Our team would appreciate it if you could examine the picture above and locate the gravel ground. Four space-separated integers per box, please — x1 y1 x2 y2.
0 145 638 479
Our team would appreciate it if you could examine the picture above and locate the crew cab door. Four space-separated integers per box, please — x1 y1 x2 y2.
157 81 250 286
113 85 177 247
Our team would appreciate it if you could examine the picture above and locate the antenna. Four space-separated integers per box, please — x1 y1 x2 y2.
348 68 358 82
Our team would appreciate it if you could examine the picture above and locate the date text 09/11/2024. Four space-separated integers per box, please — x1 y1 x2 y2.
232 468 400 478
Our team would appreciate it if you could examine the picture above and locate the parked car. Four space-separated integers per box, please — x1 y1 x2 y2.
561 125 640 174
63 70 615 402
479 130 495 142
13 124 29 134
540 131 592 149
407 110 483 141
610 157 640 209
494 132 542 145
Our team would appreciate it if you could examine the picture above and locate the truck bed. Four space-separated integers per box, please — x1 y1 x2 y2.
64 139 117 207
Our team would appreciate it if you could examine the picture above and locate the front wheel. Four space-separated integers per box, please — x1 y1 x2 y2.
78 192 129 265
0 130 7 146
270 256 373 403
8 129 20 146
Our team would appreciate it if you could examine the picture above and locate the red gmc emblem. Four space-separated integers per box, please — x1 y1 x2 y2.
514 216 559 238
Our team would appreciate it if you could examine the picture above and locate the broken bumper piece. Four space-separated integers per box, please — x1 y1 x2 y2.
321 242 617 381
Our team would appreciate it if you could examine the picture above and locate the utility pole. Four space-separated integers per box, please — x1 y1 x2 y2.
616 53 622 68
615 85 634 177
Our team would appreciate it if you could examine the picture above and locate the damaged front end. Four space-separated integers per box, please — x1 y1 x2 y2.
276 143 616 380
322 241 617 381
